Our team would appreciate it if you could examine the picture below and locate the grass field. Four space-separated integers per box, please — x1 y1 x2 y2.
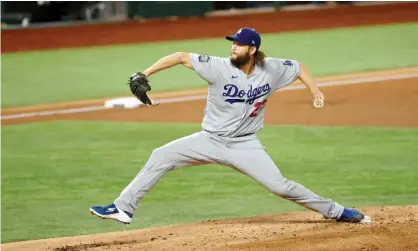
2 22 418 108
2 121 418 243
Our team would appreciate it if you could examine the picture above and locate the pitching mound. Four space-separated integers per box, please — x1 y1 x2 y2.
4 205 417 251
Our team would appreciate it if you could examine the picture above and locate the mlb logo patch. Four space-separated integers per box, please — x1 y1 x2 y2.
198 55 211 63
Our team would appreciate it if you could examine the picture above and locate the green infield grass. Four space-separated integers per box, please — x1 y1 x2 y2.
2 121 417 242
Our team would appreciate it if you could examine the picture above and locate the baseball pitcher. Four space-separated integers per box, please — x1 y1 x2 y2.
90 28 371 224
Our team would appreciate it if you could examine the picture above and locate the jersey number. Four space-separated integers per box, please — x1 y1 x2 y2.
250 100 267 117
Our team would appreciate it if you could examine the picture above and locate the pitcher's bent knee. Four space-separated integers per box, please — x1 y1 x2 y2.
145 147 177 172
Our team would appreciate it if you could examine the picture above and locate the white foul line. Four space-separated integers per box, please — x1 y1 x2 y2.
2 72 418 121
1 106 110 120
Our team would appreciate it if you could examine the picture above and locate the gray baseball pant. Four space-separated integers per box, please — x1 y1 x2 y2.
114 131 344 219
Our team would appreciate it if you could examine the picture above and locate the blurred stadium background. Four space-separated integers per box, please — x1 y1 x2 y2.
1 1 356 27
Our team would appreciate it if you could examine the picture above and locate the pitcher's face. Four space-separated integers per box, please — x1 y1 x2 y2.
230 41 251 67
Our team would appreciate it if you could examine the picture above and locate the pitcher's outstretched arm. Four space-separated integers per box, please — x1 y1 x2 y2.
143 52 193 78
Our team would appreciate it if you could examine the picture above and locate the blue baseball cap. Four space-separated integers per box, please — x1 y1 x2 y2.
226 28 261 50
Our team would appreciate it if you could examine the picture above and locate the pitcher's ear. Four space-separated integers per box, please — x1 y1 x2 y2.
250 46 257 56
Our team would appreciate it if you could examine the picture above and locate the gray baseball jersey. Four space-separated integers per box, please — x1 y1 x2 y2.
189 53 300 137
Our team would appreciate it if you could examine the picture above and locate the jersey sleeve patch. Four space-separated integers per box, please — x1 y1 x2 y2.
283 60 294 67
198 55 211 63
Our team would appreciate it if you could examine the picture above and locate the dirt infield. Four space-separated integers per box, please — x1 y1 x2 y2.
59 77 418 128
2 69 418 250
3 68 418 127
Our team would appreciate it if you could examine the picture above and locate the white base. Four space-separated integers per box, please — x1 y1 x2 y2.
104 97 144 109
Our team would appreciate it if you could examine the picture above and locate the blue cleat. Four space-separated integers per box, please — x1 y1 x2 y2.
90 203 133 224
337 208 372 224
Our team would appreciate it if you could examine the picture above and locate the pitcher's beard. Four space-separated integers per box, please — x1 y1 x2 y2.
230 52 251 68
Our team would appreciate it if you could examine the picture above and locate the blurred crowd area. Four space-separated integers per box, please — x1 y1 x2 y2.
1 1 354 28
